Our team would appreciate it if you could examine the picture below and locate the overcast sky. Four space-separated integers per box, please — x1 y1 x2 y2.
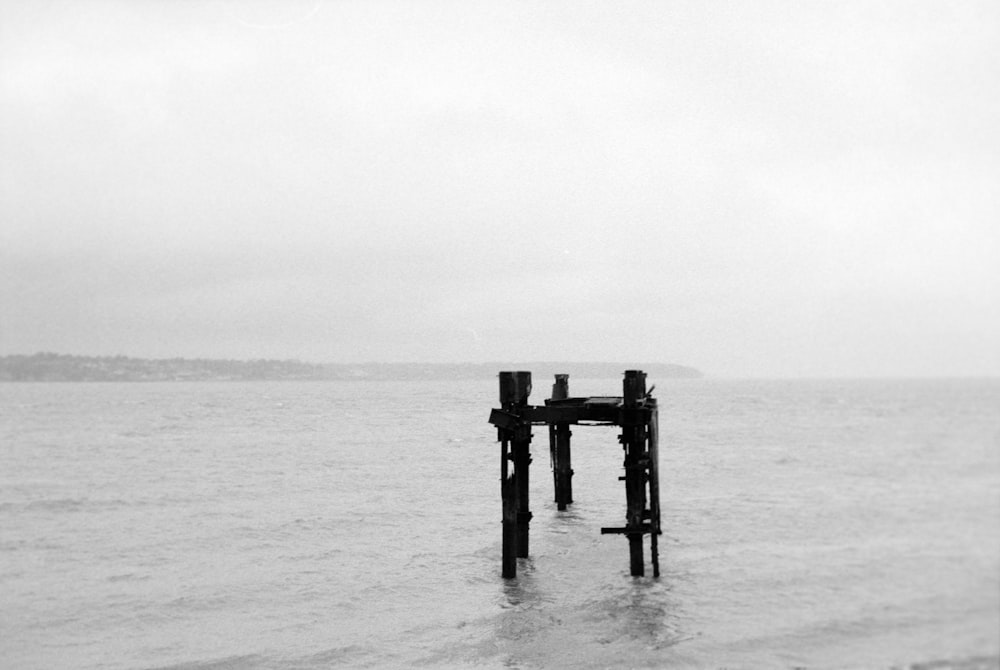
1 1 997 377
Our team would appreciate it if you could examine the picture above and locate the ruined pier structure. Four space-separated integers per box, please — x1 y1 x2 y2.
488 370 661 578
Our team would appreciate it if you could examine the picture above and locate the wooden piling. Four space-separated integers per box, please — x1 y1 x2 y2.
648 403 661 578
498 371 533 576
548 375 564 503
513 438 532 558
500 429 516 578
548 374 574 510
554 424 572 510
501 472 518 578
622 370 648 577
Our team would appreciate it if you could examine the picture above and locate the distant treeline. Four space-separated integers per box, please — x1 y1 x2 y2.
0 353 702 382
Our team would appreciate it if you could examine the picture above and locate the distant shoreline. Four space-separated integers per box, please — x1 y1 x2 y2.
0 353 703 382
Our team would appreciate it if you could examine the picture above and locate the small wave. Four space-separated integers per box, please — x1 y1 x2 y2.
0 497 132 513
142 653 266 670
163 594 237 612
107 572 150 582
907 655 1000 670
292 644 370 667
156 423 185 432
4 498 85 512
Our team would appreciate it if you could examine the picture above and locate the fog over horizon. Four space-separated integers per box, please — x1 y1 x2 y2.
2 1 998 379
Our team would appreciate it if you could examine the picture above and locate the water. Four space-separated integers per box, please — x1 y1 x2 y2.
1 378 998 669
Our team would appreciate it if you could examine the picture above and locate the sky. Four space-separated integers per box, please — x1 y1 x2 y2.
1 0 998 377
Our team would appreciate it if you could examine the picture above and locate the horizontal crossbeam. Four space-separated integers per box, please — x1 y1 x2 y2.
488 408 521 431
600 525 658 535
488 397 654 428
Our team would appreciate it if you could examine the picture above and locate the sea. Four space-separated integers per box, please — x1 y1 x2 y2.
1 377 998 670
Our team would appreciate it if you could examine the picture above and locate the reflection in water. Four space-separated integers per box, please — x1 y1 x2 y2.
499 559 544 610
582 578 685 649
492 559 549 666
490 550 687 669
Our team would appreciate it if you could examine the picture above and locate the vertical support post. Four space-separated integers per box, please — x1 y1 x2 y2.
650 526 660 578
500 432 516 579
554 424 573 510
548 416 558 503
499 371 533 575
548 374 574 510
622 370 648 576
501 470 518 578
513 440 532 557
648 401 661 578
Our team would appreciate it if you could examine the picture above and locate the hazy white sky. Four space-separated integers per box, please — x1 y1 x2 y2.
1 0 997 377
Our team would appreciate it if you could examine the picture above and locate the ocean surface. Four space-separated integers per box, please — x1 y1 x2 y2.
1 378 998 669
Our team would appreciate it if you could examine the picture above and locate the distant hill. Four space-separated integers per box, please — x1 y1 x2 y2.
0 353 702 382
0 353 325 382
310 361 702 381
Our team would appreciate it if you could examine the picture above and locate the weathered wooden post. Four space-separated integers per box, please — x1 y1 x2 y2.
499 417 517 579
621 370 648 576
648 405 661 578
548 374 574 510
497 371 532 577
512 377 533 559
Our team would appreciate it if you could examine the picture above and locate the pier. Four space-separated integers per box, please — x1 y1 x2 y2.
488 370 661 578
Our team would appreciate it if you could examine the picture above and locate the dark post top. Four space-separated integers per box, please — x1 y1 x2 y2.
551 374 569 401
622 370 647 406
499 371 532 407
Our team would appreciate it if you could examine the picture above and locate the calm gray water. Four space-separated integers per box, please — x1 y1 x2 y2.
1 378 998 669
